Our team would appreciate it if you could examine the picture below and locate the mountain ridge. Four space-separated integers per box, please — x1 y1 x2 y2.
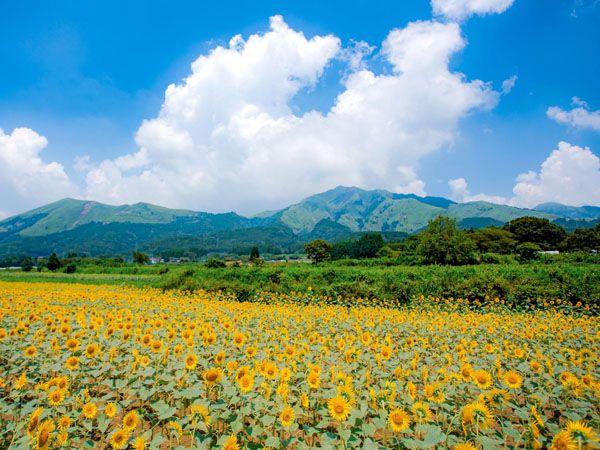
1 186 598 258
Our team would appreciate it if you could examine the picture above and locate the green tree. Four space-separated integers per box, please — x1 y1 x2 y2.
205 258 226 268
354 233 385 258
516 242 541 261
503 217 566 249
563 228 600 252
47 252 62 271
417 216 476 265
132 251 149 265
304 239 333 264
21 256 33 272
469 227 516 254
249 246 260 261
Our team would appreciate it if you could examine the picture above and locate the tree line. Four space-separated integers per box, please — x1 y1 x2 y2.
304 216 600 265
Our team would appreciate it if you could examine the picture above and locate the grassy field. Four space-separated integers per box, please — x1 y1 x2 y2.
0 281 598 449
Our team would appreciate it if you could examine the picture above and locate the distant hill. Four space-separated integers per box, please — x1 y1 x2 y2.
0 186 597 259
535 202 600 220
265 186 555 233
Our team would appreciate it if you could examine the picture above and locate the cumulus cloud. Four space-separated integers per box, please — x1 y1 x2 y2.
0 128 77 217
547 97 600 131
448 177 508 203
82 16 498 214
451 141 600 208
511 141 600 207
431 0 515 21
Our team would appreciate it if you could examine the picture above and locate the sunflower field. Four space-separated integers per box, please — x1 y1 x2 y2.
0 281 598 449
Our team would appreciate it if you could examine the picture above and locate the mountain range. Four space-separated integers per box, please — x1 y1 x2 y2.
1 186 598 259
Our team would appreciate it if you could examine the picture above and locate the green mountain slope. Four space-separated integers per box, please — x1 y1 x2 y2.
266 186 557 234
447 202 555 223
534 202 600 220
0 198 198 237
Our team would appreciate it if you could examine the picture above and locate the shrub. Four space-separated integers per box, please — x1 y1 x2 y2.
516 242 541 262
205 258 226 268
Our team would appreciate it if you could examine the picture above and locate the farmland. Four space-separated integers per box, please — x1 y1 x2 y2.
0 281 597 449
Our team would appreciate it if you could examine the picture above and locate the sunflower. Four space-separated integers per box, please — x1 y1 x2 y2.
184 353 198 370
47 388 65 406
473 369 493 389
461 401 492 430
565 420 598 446
36 419 55 450
123 410 140 430
388 408 411 432
245 346 257 358
14 371 27 389
132 437 146 450
65 338 80 351
65 356 79 371
233 332 246 347
412 401 432 423
151 339 163 353
460 363 473 381
203 367 223 385
424 383 445 403
328 395 351 421
503 370 523 389
191 404 212 425
24 345 37 358
380 345 392 360
222 435 239 450
529 360 542 374
105 402 117 418
27 407 44 438
57 415 72 430
109 428 130 449
453 443 477 450
237 374 254 393
264 362 278 379
82 402 98 419
549 430 577 450
279 405 295 427
85 343 100 359
56 430 68 446
307 371 321 389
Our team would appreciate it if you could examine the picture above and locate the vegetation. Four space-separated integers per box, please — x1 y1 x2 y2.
416 217 476 265
2 257 598 308
331 233 385 259
46 252 62 272
304 240 333 264
0 282 597 449
132 251 150 265
503 217 566 249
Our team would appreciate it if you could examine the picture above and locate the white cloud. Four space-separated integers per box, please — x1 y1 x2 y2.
501 75 517 94
0 128 78 218
82 16 498 214
448 177 508 203
338 40 375 71
547 97 600 131
511 141 600 207
451 141 600 208
431 0 515 21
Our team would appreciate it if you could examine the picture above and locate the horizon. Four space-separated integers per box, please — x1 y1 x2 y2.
1 0 599 219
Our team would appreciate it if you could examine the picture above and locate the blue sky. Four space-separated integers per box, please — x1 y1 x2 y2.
1 0 599 217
